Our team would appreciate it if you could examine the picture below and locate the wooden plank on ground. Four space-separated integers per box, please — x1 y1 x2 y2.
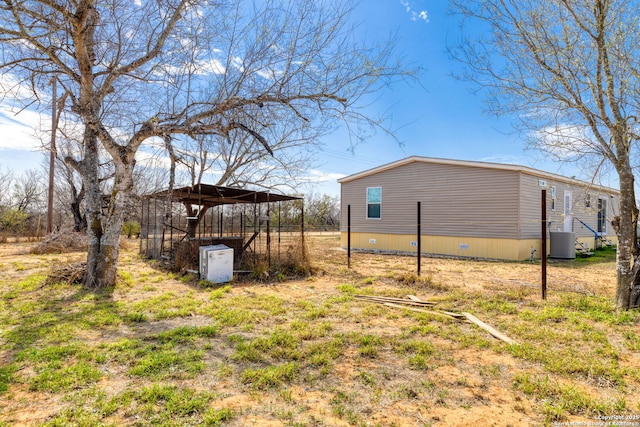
355 295 436 306
383 303 460 320
461 312 517 345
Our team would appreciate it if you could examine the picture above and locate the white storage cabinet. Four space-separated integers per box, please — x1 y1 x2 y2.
199 244 234 283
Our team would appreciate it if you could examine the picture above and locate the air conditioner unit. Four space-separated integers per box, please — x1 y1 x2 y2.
199 244 234 283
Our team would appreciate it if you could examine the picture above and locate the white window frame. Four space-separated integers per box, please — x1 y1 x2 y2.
366 187 382 220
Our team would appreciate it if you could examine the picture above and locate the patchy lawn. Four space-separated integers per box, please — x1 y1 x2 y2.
0 234 638 426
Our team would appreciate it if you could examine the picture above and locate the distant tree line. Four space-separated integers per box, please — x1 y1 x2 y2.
270 193 340 231
0 167 46 238
0 161 340 240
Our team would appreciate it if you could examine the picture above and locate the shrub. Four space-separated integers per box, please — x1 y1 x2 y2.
122 220 141 239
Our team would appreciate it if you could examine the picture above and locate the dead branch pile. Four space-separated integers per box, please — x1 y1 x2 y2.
30 228 88 254
44 262 87 286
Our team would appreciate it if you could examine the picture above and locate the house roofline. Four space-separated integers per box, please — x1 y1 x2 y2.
337 156 620 194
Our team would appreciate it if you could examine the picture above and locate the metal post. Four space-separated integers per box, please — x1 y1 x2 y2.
140 197 145 256
153 197 158 258
254 193 258 265
542 189 547 300
347 204 351 269
278 201 282 263
300 200 305 261
417 201 421 276
219 208 223 238
266 200 271 268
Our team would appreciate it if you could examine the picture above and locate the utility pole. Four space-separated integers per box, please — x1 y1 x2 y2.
46 77 57 234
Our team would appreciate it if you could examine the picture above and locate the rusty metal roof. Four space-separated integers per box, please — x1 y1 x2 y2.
148 184 301 207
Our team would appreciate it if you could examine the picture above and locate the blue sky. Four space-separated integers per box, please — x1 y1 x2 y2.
0 0 615 197
310 0 603 196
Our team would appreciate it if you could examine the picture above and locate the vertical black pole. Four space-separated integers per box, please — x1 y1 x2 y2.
202 206 207 237
347 204 351 269
278 201 281 263
219 209 223 238
266 201 271 268
542 189 547 300
301 200 306 262
153 197 158 258
417 201 421 276
141 198 146 256
254 194 258 265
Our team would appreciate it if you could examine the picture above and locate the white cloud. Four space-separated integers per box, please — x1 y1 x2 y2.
400 0 428 23
0 105 44 151
304 169 345 183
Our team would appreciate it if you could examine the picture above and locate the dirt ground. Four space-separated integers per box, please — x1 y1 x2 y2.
0 234 636 427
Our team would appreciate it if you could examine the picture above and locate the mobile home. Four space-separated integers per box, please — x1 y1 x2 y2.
338 157 619 260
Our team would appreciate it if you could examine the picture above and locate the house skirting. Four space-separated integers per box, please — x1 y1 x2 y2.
340 232 617 261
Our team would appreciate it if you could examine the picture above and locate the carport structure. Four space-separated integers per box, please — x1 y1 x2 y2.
140 184 303 271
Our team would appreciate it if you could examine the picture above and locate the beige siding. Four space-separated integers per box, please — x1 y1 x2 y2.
519 172 620 241
340 157 620 260
341 161 521 239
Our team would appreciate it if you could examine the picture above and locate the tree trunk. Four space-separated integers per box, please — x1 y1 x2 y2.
83 127 103 288
186 205 209 238
71 184 86 232
82 128 134 289
614 164 639 309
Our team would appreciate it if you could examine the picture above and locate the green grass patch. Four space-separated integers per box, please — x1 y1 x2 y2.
509 343 625 386
40 407 110 427
0 364 17 394
130 292 202 320
155 325 219 344
330 390 362 425
241 362 299 390
573 246 617 263
231 328 301 362
30 361 101 392
289 319 333 340
209 285 232 299
353 333 384 359
395 338 437 370
475 298 518 315
513 373 624 423
623 331 640 351
128 347 205 379
204 407 235 426
108 383 218 426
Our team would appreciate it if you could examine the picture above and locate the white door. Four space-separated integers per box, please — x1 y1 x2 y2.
563 190 573 232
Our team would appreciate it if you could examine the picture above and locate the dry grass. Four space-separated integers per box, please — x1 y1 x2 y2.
0 233 638 427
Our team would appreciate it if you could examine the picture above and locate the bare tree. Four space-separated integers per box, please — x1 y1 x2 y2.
303 192 340 229
53 155 86 231
0 167 14 209
451 0 640 309
12 169 45 213
0 0 411 288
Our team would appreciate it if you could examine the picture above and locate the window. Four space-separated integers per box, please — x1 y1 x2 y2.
551 186 556 211
597 198 607 234
366 187 381 219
